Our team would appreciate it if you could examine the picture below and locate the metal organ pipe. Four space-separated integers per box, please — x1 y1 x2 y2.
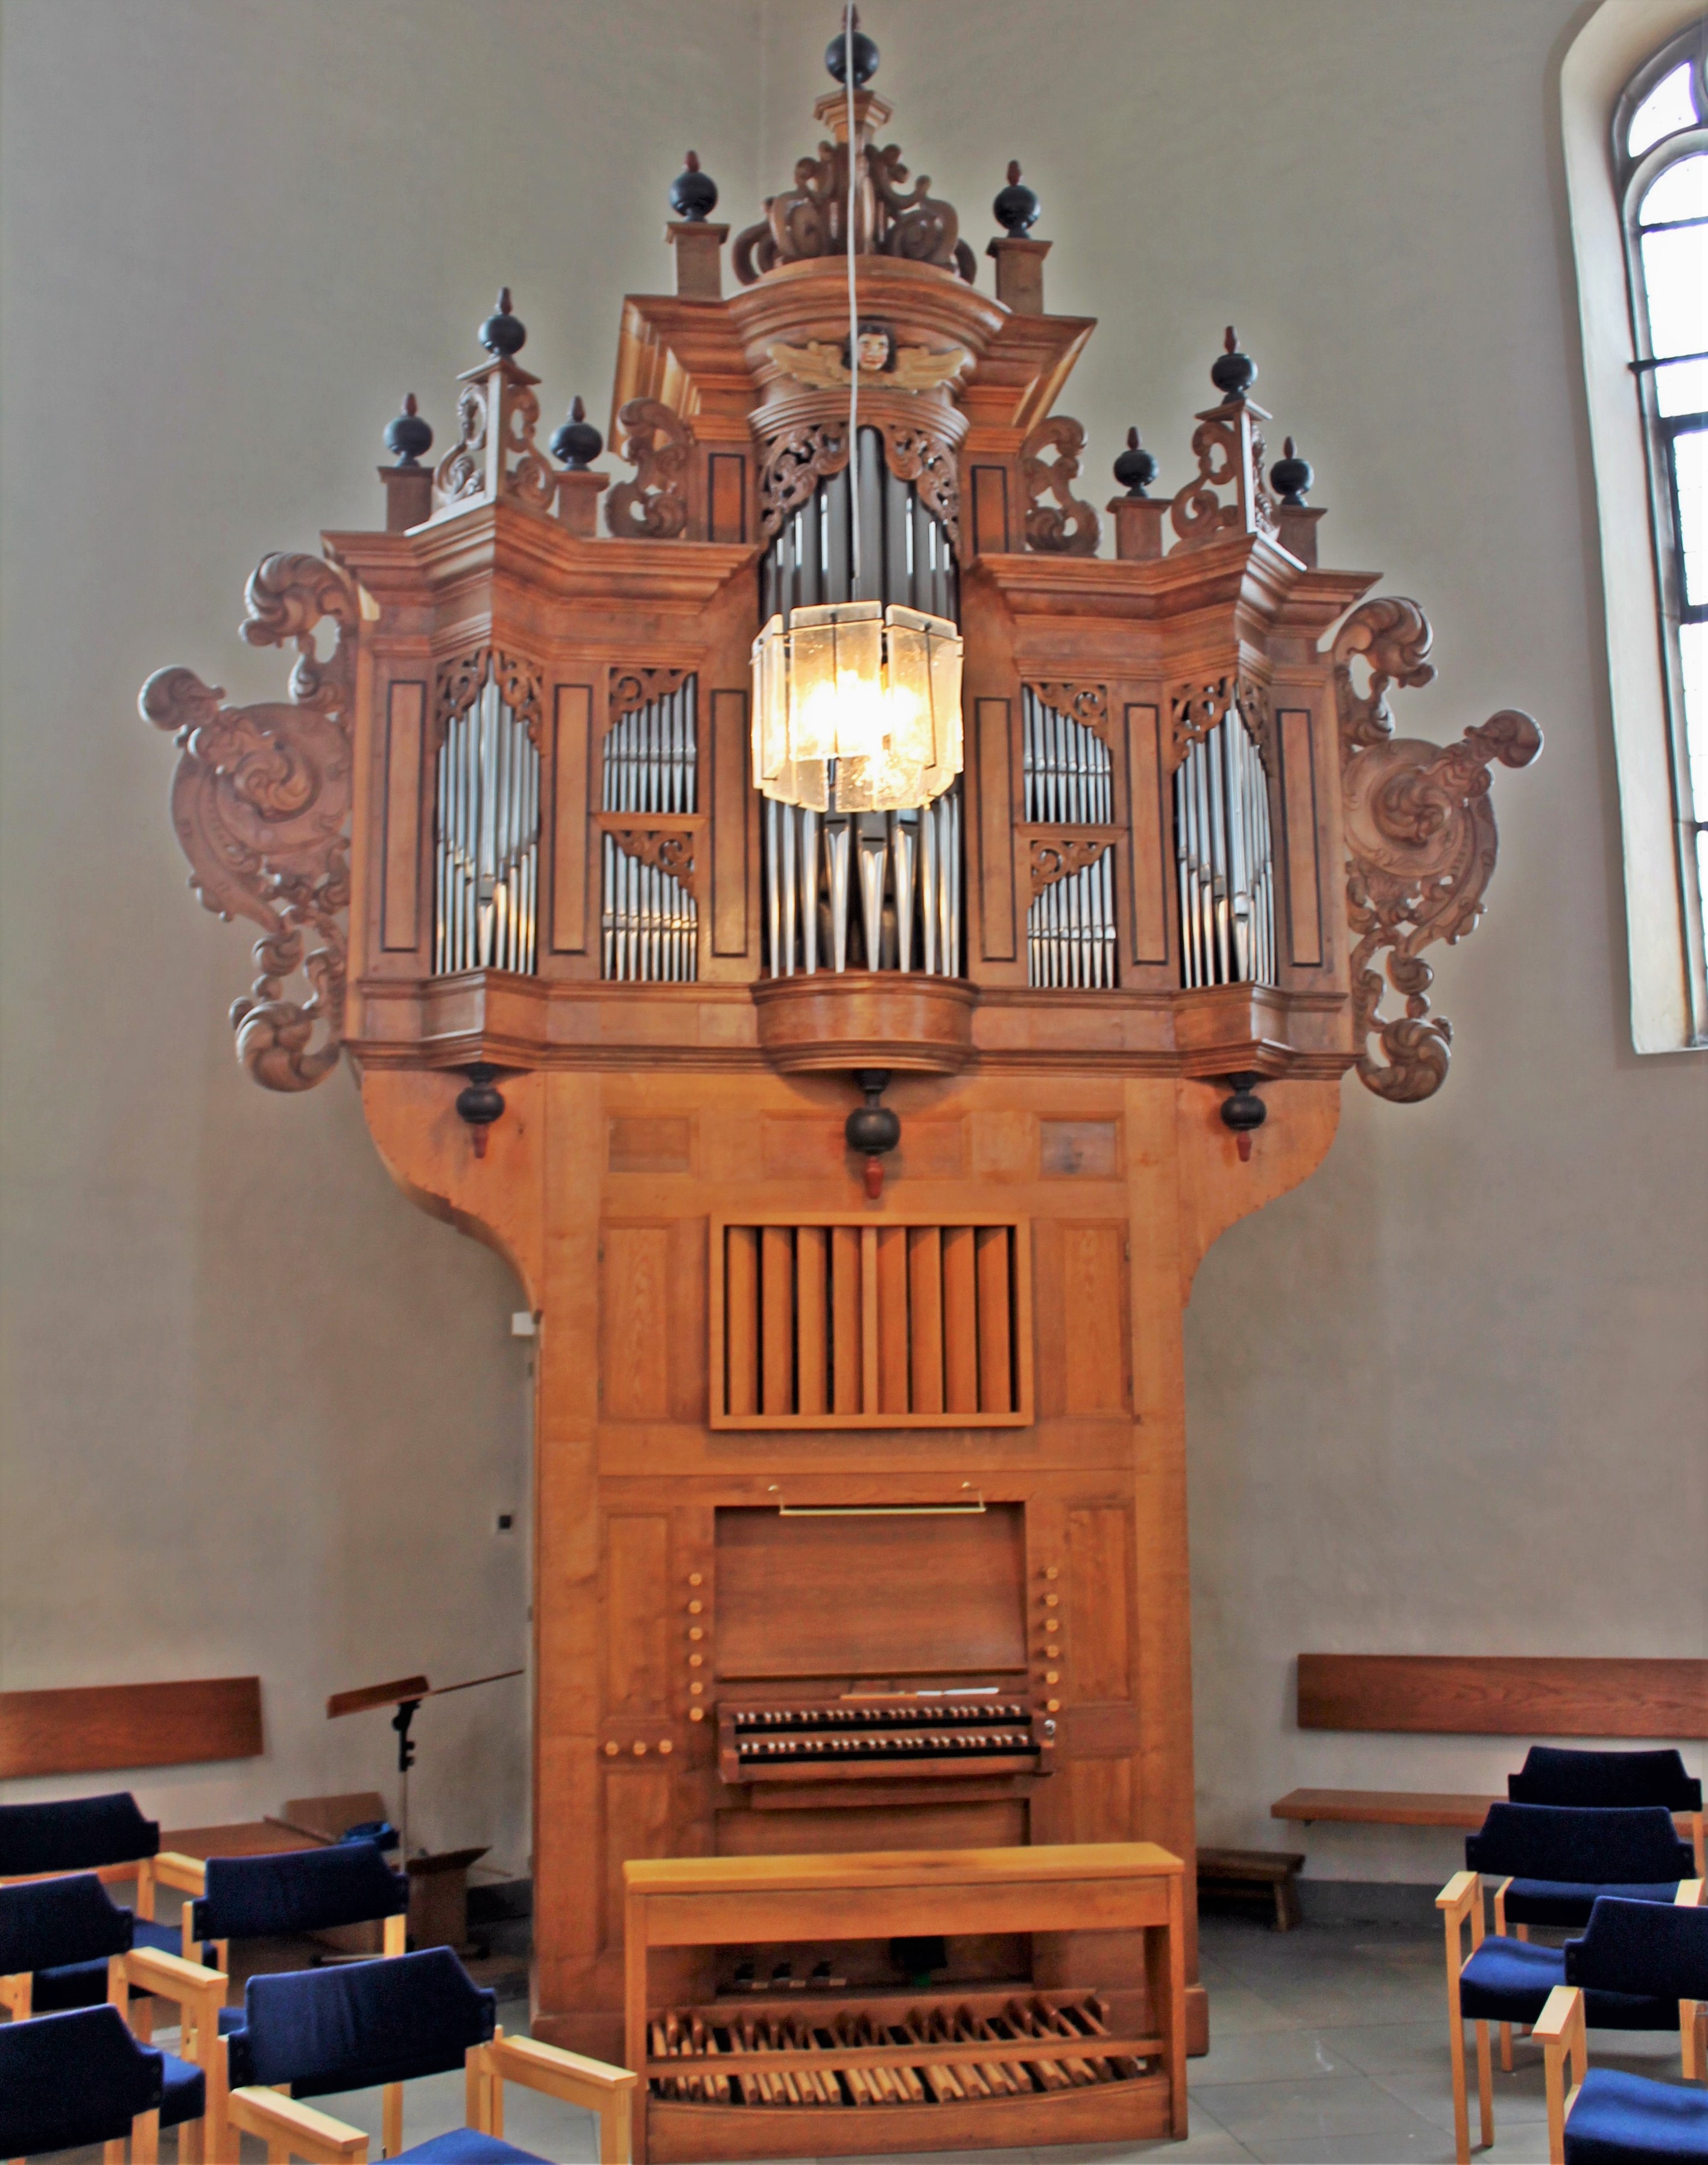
1021 689 1117 989
1172 703 1277 990
432 660 540 977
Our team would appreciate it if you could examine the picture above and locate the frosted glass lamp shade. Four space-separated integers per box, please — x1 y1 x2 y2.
751 600 963 813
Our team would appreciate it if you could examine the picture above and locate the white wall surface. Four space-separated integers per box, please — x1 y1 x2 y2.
2 0 1703 1886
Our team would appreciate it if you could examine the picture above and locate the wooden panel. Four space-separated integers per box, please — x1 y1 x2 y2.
604 1515 672 1715
971 465 1011 554
1124 703 1168 965
380 680 425 952
761 1226 795 1417
551 683 593 953
907 1226 944 1414
1297 1656 1708 1738
761 1116 846 1179
609 1117 692 1174
795 1225 828 1417
716 1801 1028 1858
707 453 748 545
1058 1755 1134 1844
1066 1506 1134 1702
1060 1223 1129 1415
1277 708 1323 967
976 699 1016 960
876 1226 910 1413
710 689 750 956
725 1225 759 1419
941 1226 978 1415
602 1225 671 1419
0 1677 262 1780
1271 1788 1502 1829
715 1505 1028 1680
1040 1120 1119 1179
603 1765 675 1951
975 1226 1013 1415
831 1226 861 1415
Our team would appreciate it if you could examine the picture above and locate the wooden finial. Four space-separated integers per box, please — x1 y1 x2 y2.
383 391 433 469
671 150 718 221
481 288 527 358
994 160 1040 236
1211 326 1256 402
1113 426 1159 499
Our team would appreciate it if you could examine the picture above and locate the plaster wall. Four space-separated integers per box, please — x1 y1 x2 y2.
1 0 1703 1890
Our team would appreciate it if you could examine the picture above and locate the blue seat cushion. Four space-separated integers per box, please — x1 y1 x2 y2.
160 2049 206 2129
1458 1937 1674 2029
1468 1804 1692 1886
0 1793 159 1877
0 2005 163 2157
394 2133 550 2163
131 1915 186 1956
194 1840 407 1941
1564 2066 1708 2163
1512 1746 1703 1814
232 1948 495 2096
218 2005 245 2034
31 1953 118 2012
1504 1879 1680 1927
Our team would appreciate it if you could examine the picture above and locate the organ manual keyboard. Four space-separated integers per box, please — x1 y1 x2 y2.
718 1693 1052 1784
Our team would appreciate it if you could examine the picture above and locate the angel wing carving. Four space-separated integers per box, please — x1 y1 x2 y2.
767 340 970 394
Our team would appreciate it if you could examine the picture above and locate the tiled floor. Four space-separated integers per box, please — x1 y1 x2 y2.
58 1910 1701 2162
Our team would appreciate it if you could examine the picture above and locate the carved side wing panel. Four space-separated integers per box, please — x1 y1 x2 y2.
1334 599 1541 1102
140 551 358 1091
1020 416 1099 557
607 400 692 539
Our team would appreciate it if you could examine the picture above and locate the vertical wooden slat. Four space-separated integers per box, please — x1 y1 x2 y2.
795 1226 828 1416
1279 707 1324 967
381 680 425 952
860 1227 880 1415
761 1226 795 1416
976 1226 1013 1415
550 684 592 952
876 1226 911 1413
1124 701 1168 966
710 689 750 957
726 1226 758 1418
832 1225 862 1415
976 699 1016 960
941 1225 979 1415
908 1227 945 1413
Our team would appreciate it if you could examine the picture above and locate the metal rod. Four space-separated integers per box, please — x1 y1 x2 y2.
826 817 850 973
802 808 819 975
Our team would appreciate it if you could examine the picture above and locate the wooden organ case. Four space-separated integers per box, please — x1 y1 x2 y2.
141 20 1540 2146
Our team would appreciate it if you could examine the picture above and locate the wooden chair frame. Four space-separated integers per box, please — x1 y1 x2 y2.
223 2022 638 2163
1 1941 226 2165
1537 1979 1708 2164
1441 1872 1706 2165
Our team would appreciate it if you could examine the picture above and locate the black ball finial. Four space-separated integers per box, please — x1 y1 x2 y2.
1270 435 1313 507
825 8 878 85
479 287 528 359
669 148 718 221
384 391 433 468
551 395 604 470
1210 324 1256 403
993 159 1040 236
1113 425 1159 498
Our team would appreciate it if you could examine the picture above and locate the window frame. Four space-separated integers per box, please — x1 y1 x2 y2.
1562 1 1708 1054
1616 30 1708 1035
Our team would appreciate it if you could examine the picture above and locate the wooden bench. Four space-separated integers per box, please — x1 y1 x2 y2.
622 1842 1187 2161
1196 1846 1303 1930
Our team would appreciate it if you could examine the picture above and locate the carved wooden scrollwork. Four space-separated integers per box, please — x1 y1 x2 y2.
1166 674 1271 771
879 422 961 547
1020 417 1099 556
432 364 554 515
606 826 698 894
609 667 694 727
139 552 357 1092
1334 598 1542 1103
1169 408 1278 553
433 645 545 746
606 399 692 539
1029 834 1113 897
733 131 975 285
1030 682 1110 740
759 420 850 537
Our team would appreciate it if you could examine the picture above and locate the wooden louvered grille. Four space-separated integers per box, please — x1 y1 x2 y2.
711 1216 1032 1428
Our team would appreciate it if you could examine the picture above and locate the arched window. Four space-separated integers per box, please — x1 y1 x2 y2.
1618 30 1708 1019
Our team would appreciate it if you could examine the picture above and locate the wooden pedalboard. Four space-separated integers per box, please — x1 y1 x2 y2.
643 1987 1172 2160
718 1690 1046 1785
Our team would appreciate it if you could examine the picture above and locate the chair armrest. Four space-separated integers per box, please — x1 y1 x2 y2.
1436 1869 1478 1918
1536 1985 1586 2165
1683 1811 1704 1878
486 2030 639 2108
1532 1985 1582 2047
228 2084 369 2163
119 1946 227 2000
151 1851 207 1897
1675 1878 1704 1907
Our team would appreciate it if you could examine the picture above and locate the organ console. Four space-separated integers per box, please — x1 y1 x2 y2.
140 8 1539 2149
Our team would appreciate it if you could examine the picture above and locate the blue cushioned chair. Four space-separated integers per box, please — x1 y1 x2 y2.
0 2003 172 2162
1437 1865 1703 2164
1535 1897 1708 2162
1510 1748 1706 1875
0 1877 225 2162
0 1790 185 1995
218 1947 636 2163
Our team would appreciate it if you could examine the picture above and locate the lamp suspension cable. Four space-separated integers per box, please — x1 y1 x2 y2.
845 0 861 597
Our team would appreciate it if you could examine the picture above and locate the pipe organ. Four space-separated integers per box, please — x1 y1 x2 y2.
142 14 1539 2151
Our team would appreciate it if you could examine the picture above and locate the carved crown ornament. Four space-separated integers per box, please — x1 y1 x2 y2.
134 10 1540 1122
